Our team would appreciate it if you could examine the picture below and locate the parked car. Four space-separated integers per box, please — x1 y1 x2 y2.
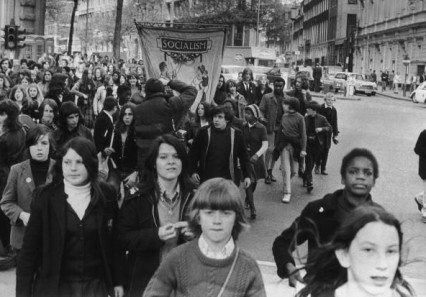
332 72 378 96
410 82 426 103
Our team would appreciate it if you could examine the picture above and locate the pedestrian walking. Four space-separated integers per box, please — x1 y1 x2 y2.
237 68 256 105
253 75 272 106
225 79 247 120
71 69 97 129
313 63 322 93
303 101 331 193
38 99 58 132
0 125 55 253
296 205 415 297
189 105 251 188
259 77 287 184
389 70 395 91
0 100 26 259
272 97 307 203
110 103 138 199
133 79 196 173
242 105 268 218
116 135 195 297
143 178 267 297
381 70 388 91
272 148 380 287
316 92 339 175
393 72 401 94
414 129 426 222
16 137 125 297
53 101 93 152
185 102 211 147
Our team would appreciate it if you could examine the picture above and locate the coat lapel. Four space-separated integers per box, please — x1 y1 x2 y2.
20 161 35 192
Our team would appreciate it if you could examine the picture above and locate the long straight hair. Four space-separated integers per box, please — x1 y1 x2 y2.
297 205 414 297
139 134 194 197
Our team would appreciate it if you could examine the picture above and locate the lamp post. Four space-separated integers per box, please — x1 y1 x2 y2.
402 56 410 97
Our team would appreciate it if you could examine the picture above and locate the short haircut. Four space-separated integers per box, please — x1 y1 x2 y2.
324 92 335 101
307 100 321 112
25 124 56 156
283 97 300 112
188 178 248 240
340 148 379 180
210 105 233 122
103 96 117 111
274 77 285 86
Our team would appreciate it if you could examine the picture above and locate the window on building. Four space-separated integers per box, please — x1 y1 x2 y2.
347 14 357 36
348 0 357 4
234 24 243 46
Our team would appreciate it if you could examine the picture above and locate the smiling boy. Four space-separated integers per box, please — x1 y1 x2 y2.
272 148 381 287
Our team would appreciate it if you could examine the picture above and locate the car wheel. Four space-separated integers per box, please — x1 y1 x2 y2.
372 92 376 96
412 93 418 103
367 93 371 97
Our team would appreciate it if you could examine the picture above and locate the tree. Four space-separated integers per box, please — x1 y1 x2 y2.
68 0 79 55
113 0 124 60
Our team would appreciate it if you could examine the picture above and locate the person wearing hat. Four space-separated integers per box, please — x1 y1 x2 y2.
133 78 197 173
242 104 268 219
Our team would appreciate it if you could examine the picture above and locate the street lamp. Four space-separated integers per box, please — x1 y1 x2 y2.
402 55 411 97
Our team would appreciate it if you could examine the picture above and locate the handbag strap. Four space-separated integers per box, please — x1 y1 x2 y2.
217 247 240 297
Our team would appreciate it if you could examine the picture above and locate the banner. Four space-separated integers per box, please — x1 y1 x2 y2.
136 24 226 112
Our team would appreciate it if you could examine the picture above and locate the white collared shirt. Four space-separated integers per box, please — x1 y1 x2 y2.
198 234 235 259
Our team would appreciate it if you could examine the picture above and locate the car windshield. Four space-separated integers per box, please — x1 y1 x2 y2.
354 74 364 81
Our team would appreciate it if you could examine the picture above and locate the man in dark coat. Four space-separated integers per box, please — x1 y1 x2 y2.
189 105 251 188
381 70 389 91
133 79 197 172
272 148 380 287
94 96 117 155
303 101 331 193
312 63 322 93
316 93 339 175
237 67 257 105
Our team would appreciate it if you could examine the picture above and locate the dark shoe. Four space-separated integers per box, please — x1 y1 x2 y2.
265 175 272 184
245 200 250 209
271 174 277 182
250 210 257 219
321 171 328 175
307 183 313 193
314 165 320 174
302 179 307 187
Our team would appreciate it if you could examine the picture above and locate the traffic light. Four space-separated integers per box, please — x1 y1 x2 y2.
5 25 17 49
3 25 26 50
16 26 26 48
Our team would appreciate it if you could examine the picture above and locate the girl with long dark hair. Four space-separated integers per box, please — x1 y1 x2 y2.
297 206 415 297
45 73 74 108
0 100 26 260
16 137 124 297
186 101 211 146
71 69 96 129
116 135 195 297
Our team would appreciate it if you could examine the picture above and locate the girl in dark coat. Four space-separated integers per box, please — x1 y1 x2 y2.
0 100 26 257
111 103 138 198
116 135 195 297
71 69 97 129
16 137 125 297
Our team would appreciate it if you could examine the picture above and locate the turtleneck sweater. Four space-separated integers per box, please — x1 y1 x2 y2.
30 158 50 187
64 179 91 220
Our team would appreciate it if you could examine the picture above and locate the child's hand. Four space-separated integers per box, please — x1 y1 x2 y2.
158 223 176 241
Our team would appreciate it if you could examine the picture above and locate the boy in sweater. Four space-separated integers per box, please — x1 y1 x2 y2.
143 178 266 297
273 97 307 203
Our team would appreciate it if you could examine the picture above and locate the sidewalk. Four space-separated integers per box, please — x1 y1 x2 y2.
309 89 411 102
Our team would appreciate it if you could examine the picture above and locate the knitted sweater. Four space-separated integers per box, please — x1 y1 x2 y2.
143 239 266 297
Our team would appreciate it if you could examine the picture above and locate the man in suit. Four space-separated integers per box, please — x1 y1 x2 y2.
316 93 339 175
94 96 118 156
237 67 257 105
303 101 331 193
312 63 322 93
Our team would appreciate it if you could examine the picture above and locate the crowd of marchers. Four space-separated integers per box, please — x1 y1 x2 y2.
0 54 422 297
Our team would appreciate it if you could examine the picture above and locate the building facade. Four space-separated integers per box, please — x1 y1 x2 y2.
291 0 358 68
354 0 426 78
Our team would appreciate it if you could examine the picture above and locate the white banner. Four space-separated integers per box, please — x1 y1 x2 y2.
136 24 226 112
